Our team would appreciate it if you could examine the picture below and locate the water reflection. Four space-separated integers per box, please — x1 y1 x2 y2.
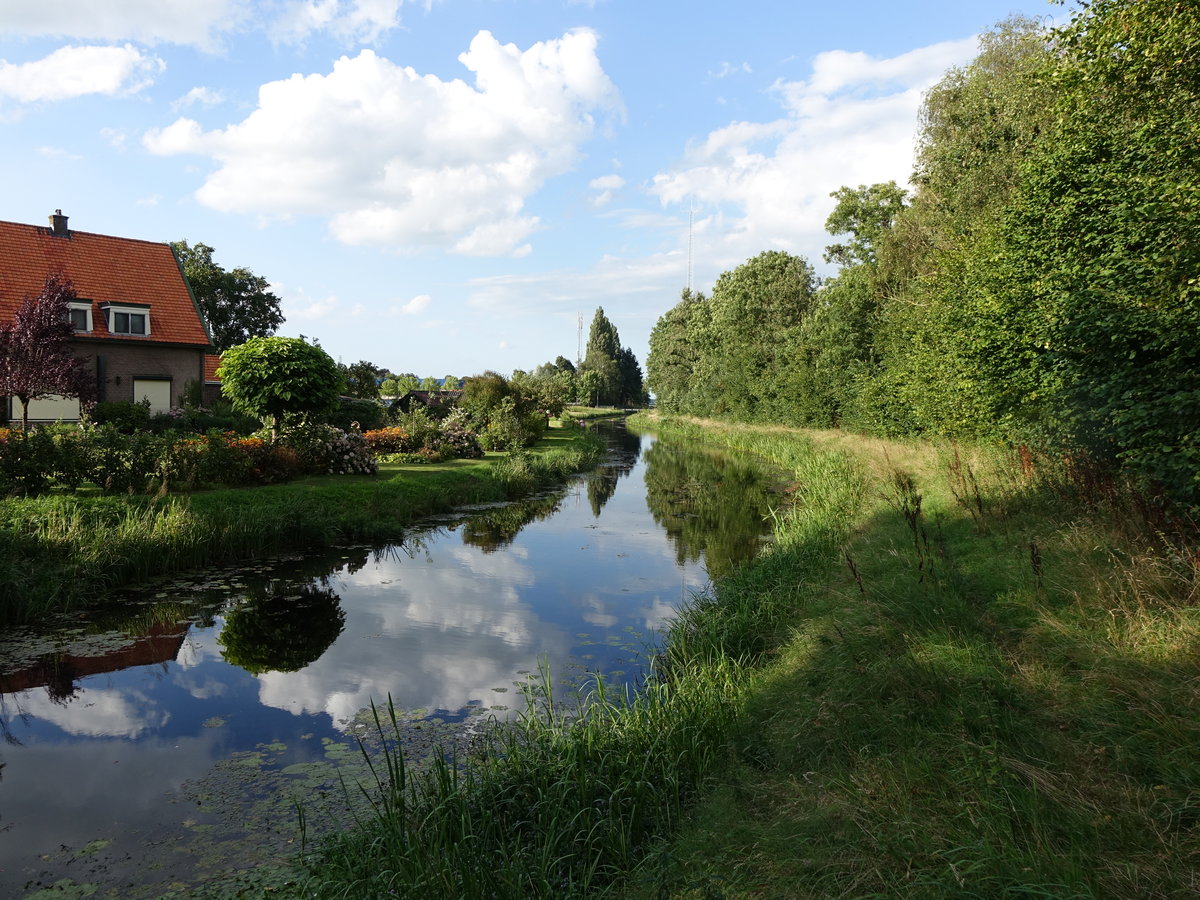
587 423 642 516
0 424 783 897
218 583 346 675
460 491 566 553
642 438 787 579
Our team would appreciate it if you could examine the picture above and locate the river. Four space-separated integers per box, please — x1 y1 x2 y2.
0 423 786 897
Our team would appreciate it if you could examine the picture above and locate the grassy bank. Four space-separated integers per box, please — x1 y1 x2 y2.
294 417 868 898
0 426 603 624
564 405 638 422
627 416 1200 898
296 414 1200 898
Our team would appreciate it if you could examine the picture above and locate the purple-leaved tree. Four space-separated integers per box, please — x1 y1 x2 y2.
0 273 93 429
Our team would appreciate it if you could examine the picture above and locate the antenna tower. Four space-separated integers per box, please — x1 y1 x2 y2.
687 195 695 294
577 311 583 367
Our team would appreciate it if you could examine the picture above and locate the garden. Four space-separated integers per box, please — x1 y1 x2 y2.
0 339 561 498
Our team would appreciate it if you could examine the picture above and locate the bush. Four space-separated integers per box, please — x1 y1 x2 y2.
479 397 537 452
276 421 377 476
181 399 262 435
87 399 151 433
437 408 484 459
329 397 387 432
84 425 171 493
0 428 55 495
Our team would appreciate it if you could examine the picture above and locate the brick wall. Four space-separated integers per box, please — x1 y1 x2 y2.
73 341 207 409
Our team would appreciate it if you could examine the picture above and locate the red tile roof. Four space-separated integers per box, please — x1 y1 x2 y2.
204 353 222 382
0 215 212 347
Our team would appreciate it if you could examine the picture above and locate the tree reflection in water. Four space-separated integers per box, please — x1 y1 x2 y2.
458 491 567 553
218 583 346 675
586 422 643 517
642 437 783 579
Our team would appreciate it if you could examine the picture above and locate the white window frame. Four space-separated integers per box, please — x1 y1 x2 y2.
67 301 92 333
102 303 151 337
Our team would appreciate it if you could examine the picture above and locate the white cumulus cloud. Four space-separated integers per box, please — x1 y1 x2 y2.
172 85 226 110
144 28 620 257
651 36 978 269
399 293 431 314
0 0 248 50
0 44 164 103
270 0 413 46
588 173 624 207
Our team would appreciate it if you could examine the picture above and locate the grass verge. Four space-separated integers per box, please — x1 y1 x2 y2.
0 427 604 625
626 415 1200 898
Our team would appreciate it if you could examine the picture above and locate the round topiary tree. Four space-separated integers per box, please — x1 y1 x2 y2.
217 336 344 437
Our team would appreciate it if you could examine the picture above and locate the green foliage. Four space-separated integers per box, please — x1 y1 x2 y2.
172 240 284 353
328 397 386 432
993 0 1200 504
646 289 709 415
823 181 908 266
581 306 645 406
87 399 151 432
648 251 818 423
340 359 382 400
511 366 573 418
218 584 346 675
217 337 344 433
479 396 540 452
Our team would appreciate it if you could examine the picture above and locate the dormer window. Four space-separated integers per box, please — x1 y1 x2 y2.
67 301 92 333
101 302 151 337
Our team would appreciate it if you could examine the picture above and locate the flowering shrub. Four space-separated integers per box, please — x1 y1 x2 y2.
276 421 376 476
437 408 484 459
363 426 419 455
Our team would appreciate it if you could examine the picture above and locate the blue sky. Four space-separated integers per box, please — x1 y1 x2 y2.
0 0 1056 379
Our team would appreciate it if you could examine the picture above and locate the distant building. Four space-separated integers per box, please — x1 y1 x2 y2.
391 389 463 416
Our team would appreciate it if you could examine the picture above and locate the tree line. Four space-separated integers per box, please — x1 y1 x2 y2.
647 0 1200 508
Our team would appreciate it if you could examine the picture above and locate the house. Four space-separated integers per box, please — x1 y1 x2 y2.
0 210 214 422
390 389 463 416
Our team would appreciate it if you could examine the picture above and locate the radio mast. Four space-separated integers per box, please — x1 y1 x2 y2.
687 194 694 294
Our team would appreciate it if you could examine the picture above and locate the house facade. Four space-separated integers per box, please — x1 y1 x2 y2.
0 210 214 423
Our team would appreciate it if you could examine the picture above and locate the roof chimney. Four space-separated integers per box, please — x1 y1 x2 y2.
49 209 69 237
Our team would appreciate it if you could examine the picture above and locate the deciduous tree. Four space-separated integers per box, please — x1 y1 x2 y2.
173 241 284 352
217 336 344 436
0 273 92 429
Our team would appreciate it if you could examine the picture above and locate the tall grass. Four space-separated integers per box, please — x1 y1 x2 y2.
308 659 749 898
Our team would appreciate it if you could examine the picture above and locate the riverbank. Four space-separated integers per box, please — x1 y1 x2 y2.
626 416 1200 898
294 414 1200 898
0 426 603 625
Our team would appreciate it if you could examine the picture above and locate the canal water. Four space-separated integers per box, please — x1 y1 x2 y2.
0 424 786 897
